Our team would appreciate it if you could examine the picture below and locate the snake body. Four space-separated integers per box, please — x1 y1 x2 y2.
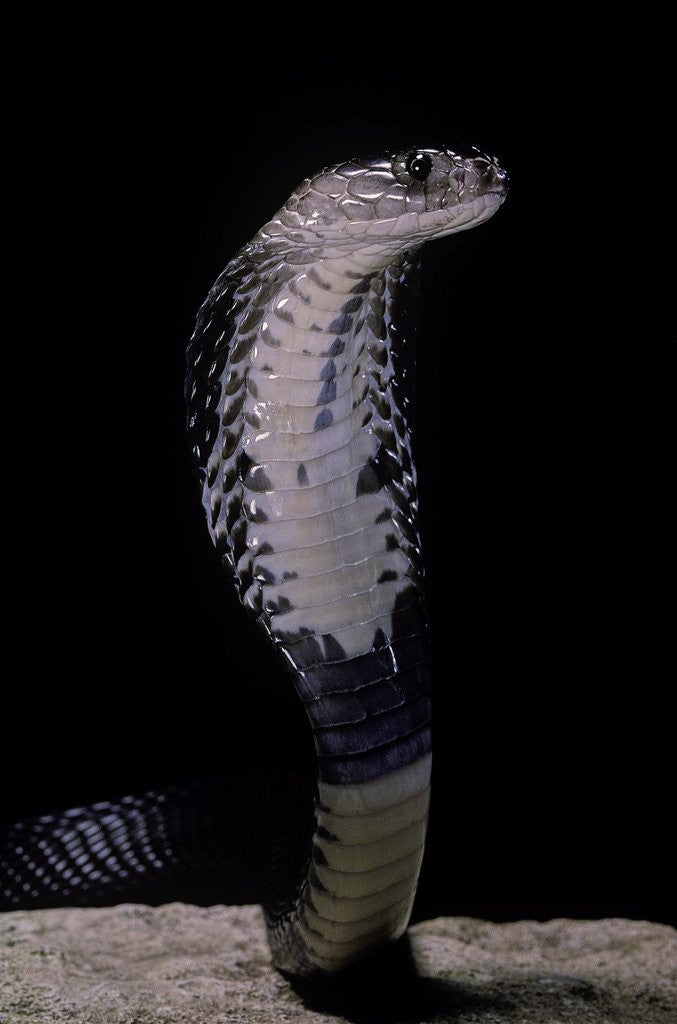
1 145 507 977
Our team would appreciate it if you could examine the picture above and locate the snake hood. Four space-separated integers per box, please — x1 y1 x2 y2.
254 146 508 255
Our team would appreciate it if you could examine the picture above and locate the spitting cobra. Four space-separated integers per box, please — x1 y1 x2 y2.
0 144 508 977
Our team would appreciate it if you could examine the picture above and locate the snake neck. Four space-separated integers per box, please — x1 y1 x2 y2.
190 242 432 976
209 247 429 719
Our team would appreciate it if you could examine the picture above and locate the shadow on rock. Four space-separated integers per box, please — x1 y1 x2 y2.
286 934 509 1024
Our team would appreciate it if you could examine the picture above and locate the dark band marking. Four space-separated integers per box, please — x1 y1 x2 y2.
230 519 247 561
253 282 278 307
328 314 353 335
368 342 388 367
317 723 432 785
296 634 426 698
369 295 385 317
323 337 345 358
230 335 256 363
207 460 220 489
253 565 276 585
222 426 243 459
314 408 333 431
246 499 268 523
222 389 246 426
342 296 363 314
311 844 328 866
239 305 266 334
316 825 339 841
266 595 295 615
350 275 373 293
323 634 347 661
307 267 331 290
356 462 382 497
223 461 238 492
373 627 388 650
356 443 395 498
317 379 337 405
226 369 245 395
245 465 272 492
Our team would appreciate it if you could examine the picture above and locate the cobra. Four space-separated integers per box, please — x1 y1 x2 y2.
1 145 508 978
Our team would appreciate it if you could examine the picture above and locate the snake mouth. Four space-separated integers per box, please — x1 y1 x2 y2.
481 181 509 199
414 190 506 239
312 192 506 248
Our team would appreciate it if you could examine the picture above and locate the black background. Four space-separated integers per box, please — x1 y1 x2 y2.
2 59 673 927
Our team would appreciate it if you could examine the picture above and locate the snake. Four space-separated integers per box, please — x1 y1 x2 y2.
0 144 508 977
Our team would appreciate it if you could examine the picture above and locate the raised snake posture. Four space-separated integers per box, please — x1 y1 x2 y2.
1 145 508 977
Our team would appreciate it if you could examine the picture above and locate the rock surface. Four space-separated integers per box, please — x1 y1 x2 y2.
0 904 674 1023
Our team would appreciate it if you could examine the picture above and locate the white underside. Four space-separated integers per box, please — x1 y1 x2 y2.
277 752 431 973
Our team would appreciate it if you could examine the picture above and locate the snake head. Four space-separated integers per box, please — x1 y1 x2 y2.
259 146 508 254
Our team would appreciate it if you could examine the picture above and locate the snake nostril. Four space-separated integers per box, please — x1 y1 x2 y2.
479 163 509 195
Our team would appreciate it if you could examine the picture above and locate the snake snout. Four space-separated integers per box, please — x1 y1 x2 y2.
476 159 509 197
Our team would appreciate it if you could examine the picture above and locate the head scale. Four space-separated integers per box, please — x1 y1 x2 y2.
258 145 508 255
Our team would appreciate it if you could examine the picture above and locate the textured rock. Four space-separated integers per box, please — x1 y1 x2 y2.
0 904 674 1023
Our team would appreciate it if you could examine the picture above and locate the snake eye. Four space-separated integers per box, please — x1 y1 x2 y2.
405 152 432 181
